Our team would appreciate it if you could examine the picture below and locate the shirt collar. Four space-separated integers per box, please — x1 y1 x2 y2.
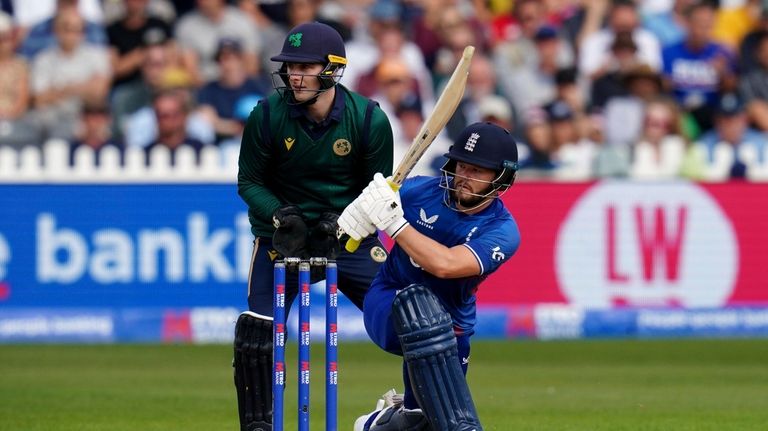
288 87 345 127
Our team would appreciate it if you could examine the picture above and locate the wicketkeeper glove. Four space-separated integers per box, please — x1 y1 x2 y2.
359 173 409 239
307 212 341 260
272 204 308 258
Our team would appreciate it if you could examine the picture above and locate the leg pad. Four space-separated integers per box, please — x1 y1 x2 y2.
234 311 273 431
392 285 483 431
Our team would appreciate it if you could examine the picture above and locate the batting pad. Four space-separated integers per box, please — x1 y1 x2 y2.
391 285 483 431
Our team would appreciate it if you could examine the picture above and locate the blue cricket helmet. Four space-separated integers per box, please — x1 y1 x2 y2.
443 122 519 190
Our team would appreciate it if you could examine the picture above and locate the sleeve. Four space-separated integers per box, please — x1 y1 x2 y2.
237 102 283 224
462 218 520 276
362 104 394 181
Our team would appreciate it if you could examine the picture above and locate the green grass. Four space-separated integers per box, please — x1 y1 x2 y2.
1 339 767 430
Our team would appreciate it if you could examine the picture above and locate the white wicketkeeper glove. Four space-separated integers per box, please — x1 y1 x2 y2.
359 173 409 238
338 195 377 241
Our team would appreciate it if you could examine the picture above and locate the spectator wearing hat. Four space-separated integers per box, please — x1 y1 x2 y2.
18 0 106 60
367 57 422 129
106 0 173 89
590 31 643 109
195 38 270 146
684 93 768 181
739 32 768 133
175 0 260 84
662 2 737 134
517 107 558 178
68 100 124 166
30 8 111 141
545 98 599 180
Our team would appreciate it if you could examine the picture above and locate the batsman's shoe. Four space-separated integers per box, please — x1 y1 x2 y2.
353 389 429 431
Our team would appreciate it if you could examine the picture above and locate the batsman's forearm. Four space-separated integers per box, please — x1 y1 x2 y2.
395 227 480 279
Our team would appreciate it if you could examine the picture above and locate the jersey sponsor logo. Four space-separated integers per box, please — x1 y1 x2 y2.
491 246 505 261
416 208 438 229
333 139 351 156
284 137 295 151
289 32 303 47
370 245 387 263
464 132 480 152
268 249 279 261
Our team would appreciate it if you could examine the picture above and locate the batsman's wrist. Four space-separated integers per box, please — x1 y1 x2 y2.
384 217 409 239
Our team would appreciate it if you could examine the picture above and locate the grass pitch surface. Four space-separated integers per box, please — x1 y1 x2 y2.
1 339 766 430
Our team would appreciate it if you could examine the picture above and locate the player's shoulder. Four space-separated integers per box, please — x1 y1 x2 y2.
401 175 440 193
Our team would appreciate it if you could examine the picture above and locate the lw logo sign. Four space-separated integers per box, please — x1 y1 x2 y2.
556 183 738 308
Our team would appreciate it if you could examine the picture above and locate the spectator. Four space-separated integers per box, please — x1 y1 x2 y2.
544 98 599 180
491 0 574 69
590 31 643 110
629 96 687 179
0 11 38 148
30 8 111 141
517 107 558 178
579 0 661 80
601 63 666 148
345 0 433 110
662 1 737 134
175 0 260 84
498 26 568 129
106 0 174 89
738 7 768 73
368 57 421 129
18 0 106 59
195 38 270 145
392 97 450 177
445 53 501 141
643 0 698 49
69 100 124 165
685 93 767 180
144 89 206 165
740 32 768 132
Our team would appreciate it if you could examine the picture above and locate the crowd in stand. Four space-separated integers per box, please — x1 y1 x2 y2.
1 0 768 180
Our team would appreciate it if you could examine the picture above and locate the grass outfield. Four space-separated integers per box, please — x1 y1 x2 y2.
1 339 767 430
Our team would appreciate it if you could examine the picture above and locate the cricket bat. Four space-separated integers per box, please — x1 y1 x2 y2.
345 45 475 252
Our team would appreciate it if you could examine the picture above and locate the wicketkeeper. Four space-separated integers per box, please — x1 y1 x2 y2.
233 22 394 431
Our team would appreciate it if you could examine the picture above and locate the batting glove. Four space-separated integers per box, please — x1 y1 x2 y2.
338 196 377 242
360 173 409 239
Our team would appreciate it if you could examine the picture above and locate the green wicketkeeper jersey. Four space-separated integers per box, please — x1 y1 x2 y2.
238 85 394 237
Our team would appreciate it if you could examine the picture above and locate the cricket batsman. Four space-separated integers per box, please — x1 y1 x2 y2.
339 122 521 430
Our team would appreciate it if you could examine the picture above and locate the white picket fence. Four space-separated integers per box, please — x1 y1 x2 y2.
1 139 767 183
0 140 238 183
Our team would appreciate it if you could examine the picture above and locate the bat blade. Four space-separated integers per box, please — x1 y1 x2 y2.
344 46 475 253
390 45 475 186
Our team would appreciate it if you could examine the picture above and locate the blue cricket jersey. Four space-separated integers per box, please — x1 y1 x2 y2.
374 176 521 336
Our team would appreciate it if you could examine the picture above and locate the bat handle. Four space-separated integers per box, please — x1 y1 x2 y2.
344 178 402 253
345 237 361 253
